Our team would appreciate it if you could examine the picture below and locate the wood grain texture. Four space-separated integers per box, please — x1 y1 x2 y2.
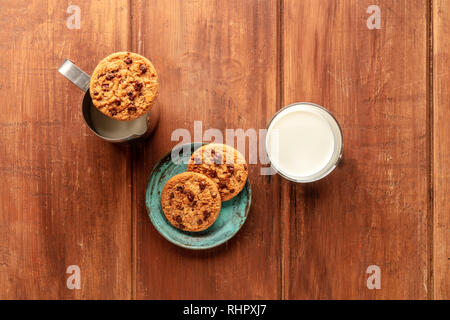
281 0 430 299
131 0 281 299
0 0 446 300
0 0 132 299
433 0 450 300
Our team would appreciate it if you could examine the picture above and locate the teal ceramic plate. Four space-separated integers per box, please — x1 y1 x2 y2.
145 142 251 250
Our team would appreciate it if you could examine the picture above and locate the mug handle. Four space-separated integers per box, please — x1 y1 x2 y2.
58 59 91 92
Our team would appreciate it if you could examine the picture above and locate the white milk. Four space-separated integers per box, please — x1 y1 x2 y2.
89 105 148 139
266 103 340 180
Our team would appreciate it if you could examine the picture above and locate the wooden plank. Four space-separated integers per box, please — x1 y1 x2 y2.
0 0 131 299
281 0 429 299
131 0 281 299
433 0 450 300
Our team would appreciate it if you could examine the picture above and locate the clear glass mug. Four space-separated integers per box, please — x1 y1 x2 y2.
265 102 343 183
58 59 159 143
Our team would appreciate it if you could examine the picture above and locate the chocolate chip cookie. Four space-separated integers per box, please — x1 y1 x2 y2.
187 143 248 202
90 52 158 121
161 172 222 232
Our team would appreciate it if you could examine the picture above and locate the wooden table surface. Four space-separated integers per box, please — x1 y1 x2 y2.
0 0 448 300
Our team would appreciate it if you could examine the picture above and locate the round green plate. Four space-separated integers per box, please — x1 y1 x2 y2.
145 142 251 250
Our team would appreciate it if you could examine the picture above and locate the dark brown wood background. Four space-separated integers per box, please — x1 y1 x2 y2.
0 0 448 299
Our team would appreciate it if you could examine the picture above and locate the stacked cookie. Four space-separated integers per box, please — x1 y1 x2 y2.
90 52 158 121
161 144 248 232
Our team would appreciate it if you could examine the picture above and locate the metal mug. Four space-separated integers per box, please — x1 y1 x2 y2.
58 59 159 143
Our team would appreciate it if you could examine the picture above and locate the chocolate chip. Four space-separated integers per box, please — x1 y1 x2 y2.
174 215 182 223
134 82 143 91
105 73 114 80
139 64 147 74
218 182 227 189
211 193 217 198
230 189 235 193
124 57 132 64
178 223 185 229
127 91 135 101
102 84 109 91
199 181 206 190
203 211 210 220
211 149 216 156
176 185 184 192
237 176 242 182
187 192 194 202
115 99 121 106
109 108 118 116
243 164 248 170
209 170 217 178
176 203 183 210
227 164 234 174
169 192 174 199
127 106 137 114
93 91 99 96
197 219 203 225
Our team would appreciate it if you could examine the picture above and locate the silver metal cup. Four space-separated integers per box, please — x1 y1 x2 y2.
58 59 159 143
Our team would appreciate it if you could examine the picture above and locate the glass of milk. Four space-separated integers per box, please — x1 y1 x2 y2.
265 102 343 183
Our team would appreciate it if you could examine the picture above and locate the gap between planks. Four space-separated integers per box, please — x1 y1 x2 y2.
427 0 434 301
130 0 136 301
278 0 288 301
